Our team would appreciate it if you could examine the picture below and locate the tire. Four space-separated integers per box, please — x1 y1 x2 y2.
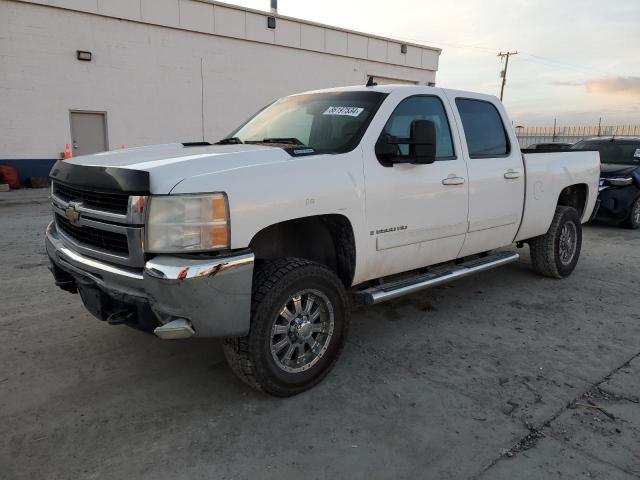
528 206 582 279
623 197 640 229
223 258 349 397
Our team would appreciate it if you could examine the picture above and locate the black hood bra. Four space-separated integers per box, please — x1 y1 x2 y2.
49 160 150 194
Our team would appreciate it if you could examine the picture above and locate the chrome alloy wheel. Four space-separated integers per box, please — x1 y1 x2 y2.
270 289 335 373
559 221 577 265
633 200 640 225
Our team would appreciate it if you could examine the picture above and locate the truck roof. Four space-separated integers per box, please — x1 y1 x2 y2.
293 84 500 102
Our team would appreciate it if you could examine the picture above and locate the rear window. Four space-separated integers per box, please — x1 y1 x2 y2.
456 99 510 157
571 140 640 165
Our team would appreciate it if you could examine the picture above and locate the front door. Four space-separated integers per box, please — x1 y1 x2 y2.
446 96 525 257
70 111 108 156
363 93 469 280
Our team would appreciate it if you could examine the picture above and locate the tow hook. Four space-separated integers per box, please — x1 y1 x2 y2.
154 318 195 339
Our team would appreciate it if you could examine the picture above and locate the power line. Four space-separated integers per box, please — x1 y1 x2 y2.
518 54 606 76
397 34 604 76
519 52 606 75
260 2 606 78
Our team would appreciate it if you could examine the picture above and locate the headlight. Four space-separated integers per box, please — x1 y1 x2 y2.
606 177 633 187
146 193 230 253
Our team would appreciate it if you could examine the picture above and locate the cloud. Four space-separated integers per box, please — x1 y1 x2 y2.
586 77 640 97
550 80 584 87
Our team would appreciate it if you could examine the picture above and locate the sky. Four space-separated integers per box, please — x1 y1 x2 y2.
223 0 639 127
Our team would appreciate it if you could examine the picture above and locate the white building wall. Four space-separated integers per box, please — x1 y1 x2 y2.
0 0 440 166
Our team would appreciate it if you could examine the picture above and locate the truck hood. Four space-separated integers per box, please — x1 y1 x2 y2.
65 143 292 193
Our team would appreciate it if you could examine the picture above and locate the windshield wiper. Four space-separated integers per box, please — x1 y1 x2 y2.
215 137 243 145
250 137 306 146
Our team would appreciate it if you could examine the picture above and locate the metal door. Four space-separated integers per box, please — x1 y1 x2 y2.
445 95 525 257
70 111 108 156
363 92 469 280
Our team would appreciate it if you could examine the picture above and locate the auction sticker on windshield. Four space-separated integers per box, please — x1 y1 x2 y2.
323 106 364 117
634 148 640 158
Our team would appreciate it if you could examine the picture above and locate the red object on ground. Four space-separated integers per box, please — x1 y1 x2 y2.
0 166 21 189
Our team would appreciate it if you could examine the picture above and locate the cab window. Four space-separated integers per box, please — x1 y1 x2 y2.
456 98 510 158
382 96 455 160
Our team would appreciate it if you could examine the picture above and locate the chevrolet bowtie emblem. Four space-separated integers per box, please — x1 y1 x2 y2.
64 202 81 224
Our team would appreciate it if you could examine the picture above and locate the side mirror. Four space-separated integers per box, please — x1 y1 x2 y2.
409 120 437 164
374 119 437 166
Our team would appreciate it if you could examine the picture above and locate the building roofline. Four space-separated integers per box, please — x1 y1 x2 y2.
10 0 440 72
195 0 442 53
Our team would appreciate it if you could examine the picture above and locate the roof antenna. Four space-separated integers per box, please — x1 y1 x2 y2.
366 76 377 87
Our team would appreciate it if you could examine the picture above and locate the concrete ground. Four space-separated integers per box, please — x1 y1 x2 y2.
1 188 639 480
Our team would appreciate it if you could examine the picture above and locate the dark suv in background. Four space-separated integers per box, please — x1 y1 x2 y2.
571 137 640 229
527 142 573 151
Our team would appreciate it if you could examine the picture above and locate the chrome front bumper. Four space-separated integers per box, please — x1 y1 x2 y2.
45 222 254 338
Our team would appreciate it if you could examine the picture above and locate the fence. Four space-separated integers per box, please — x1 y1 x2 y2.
515 125 640 148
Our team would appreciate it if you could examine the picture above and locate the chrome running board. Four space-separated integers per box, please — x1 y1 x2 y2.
356 251 520 305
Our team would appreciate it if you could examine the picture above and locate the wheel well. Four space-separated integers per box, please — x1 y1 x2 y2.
557 184 588 218
249 215 356 287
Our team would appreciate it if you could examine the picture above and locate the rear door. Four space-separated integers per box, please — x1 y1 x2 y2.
447 95 525 256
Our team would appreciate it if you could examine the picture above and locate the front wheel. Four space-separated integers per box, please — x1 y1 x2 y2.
528 206 582 279
623 197 640 229
223 258 349 397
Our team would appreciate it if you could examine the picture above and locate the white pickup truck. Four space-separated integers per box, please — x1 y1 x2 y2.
46 84 600 396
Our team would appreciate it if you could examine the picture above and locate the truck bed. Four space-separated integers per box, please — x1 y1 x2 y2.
515 150 600 242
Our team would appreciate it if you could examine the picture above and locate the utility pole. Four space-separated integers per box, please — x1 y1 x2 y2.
498 51 518 101
597 117 602 137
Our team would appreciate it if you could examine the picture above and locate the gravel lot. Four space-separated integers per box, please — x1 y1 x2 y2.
1 188 639 479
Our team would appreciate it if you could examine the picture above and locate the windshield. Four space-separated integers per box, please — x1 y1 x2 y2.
224 91 387 154
571 140 640 165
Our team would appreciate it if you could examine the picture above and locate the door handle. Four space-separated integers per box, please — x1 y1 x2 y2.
504 170 521 179
442 175 465 186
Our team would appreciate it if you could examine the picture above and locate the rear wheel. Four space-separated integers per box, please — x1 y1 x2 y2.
223 258 349 397
623 197 640 229
528 206 582 279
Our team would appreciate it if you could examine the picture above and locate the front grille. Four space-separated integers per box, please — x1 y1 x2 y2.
55 213 129 255
53 182 129 214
